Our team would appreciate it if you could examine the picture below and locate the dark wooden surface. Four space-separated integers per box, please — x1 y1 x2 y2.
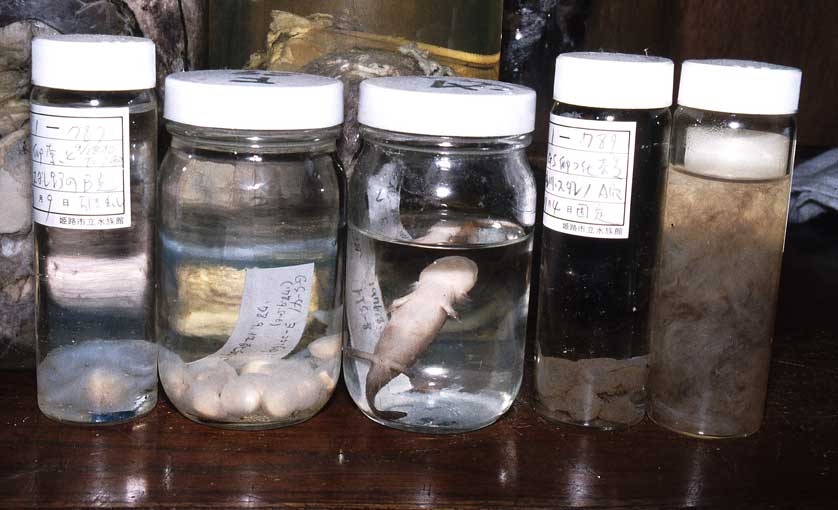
0 216 837 509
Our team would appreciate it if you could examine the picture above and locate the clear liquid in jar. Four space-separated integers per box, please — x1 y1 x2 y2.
344 214 531 433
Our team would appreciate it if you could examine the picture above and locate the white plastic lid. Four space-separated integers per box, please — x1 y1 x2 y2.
553 52 674 109
358 76 536 137
32 35 155 91
678 59 802 115
164 70 343 130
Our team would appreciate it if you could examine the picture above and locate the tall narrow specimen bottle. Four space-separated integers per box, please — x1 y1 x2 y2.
31 35 158 424
648 60 802 438
534 52 673 429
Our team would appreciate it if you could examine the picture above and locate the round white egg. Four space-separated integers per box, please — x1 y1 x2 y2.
308 334 341 360
220 377 262 417
261 385 294 419
159 350 192 402
188 382 226 420
294 374 324 411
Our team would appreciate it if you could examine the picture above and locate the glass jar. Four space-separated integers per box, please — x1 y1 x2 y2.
30 35 158 424
208 0 503 78
648 60 802 438
533 53 674 430
343 76 537 433
157 70 344 429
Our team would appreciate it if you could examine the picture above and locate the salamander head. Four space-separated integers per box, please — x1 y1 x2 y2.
417 256 478 298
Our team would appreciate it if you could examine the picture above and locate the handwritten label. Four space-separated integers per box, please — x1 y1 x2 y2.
346 231 387 351
214 263 315 359
543 115 636 239
427 78 514 92
368 163 411 240
30 104 131 229
227 69 294 85
346 229 388 412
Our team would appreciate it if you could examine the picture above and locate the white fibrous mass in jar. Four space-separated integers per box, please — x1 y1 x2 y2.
649 128 791 437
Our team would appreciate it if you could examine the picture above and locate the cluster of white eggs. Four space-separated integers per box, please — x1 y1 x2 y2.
159 334 341 423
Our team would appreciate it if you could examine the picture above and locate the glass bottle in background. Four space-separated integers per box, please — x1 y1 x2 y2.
500 0 591 148
499 1 593 344
534 53 673 430
344 76 536 434
31 35 158 424
208 0 503 78
648 60 802 438
157 71 344 429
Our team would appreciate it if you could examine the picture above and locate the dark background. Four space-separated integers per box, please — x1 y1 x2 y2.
504 0 838 149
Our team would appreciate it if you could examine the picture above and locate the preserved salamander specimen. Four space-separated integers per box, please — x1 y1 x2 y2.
353 255 478 418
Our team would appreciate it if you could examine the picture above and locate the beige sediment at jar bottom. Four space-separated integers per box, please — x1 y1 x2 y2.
535 354 648 429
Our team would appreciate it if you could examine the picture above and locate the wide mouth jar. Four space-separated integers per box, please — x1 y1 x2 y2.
343 77 538 434
157 70 345 430
350 76 539 242
163 69 344 146
351 123 538 243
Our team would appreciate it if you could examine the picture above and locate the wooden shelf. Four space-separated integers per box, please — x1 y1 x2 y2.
1 217 836 509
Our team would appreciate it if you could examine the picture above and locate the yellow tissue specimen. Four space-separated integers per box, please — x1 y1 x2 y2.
173 265 320 339
174 265 246 338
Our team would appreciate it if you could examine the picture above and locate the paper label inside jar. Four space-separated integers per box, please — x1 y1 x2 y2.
346 231 387 351
543 114 637 239
214 263 315 359
345 229 388 412
367 163 411 241
30 104 132 229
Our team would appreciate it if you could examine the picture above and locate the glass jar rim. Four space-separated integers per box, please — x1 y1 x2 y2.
360 125 532 153
166 120 341 138
166 120 340 152
674 104 796 119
